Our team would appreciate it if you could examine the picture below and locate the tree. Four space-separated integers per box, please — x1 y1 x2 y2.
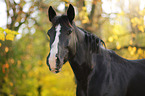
0 0 145 95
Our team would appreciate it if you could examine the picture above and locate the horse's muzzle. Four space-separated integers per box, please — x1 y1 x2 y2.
47 54 62 73
50 68 61 73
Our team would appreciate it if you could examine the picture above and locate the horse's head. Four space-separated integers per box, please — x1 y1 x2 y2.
47 4 76 73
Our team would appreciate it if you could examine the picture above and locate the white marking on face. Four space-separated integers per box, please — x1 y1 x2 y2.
48 24 61 72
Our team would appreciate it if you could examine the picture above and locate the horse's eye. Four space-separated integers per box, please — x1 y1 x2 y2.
67 29 72 35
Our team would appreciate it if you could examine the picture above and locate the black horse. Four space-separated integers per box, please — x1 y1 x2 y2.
46 4 145 96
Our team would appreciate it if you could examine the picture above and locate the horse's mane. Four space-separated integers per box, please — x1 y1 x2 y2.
51 15 72 27
78 27 106 52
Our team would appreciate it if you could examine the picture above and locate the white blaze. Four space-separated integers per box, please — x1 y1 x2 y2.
49 24 61 71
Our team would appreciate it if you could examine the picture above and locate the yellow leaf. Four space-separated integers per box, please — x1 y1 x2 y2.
130 51 134 55
132 47 137 52
138 48 143 55
129 40 133 45
12 31 19 35
116 44 121 50
131 33 136 38
5 47 9 53
82 7 86 11
112 25 121 35
5 29 19 35
131 18 135 24
129 47 136 55
119 11 124 15
6 34 14 41
0 32 5 41
9 82 13 86
9 95 14 96
0 43 1 47
108 37 114 42
28 72 33 77
22 74 26 79
64 0 69 2
5 63 9 69
0 27 5 32
114 35 118 40
116 43 121 50
84 16 89 20
10 58 15 64
82 19 88 24
79 12 83 19
128 46 132 51
5 28 11 33
17 60 21 68
138 26 144 32
132 23 136 27
139 10 144 15
131 17 142 26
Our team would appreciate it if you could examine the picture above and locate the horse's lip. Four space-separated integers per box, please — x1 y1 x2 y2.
51 68 61 73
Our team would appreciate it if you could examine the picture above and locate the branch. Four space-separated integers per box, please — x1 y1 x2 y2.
4 0 10 26
89 0 96 25
111 45 145 51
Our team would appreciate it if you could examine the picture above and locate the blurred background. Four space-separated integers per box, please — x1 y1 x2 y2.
0 0 145 96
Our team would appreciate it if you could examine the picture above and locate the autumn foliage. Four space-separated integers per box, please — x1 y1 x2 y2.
0 0 145 96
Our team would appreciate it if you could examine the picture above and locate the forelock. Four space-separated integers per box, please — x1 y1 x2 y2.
51 15 72 27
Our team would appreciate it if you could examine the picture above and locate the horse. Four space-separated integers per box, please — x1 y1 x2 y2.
46 4 145 96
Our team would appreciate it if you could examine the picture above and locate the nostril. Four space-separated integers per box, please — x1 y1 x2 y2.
56 57 60 67
56 57 60 63
55 54 58 58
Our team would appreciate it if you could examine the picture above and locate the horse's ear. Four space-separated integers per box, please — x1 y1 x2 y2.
67 4 75 23
48 6 56 22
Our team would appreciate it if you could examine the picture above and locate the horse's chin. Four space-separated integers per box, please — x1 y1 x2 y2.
50 58 67 73
63 58 68 64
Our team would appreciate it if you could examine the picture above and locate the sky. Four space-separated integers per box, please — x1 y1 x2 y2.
0 1 7 28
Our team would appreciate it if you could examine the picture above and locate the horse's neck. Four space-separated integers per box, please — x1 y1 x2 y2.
68 44 92 82
69 25 93 65
68 27 94 81
68 25 113 81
